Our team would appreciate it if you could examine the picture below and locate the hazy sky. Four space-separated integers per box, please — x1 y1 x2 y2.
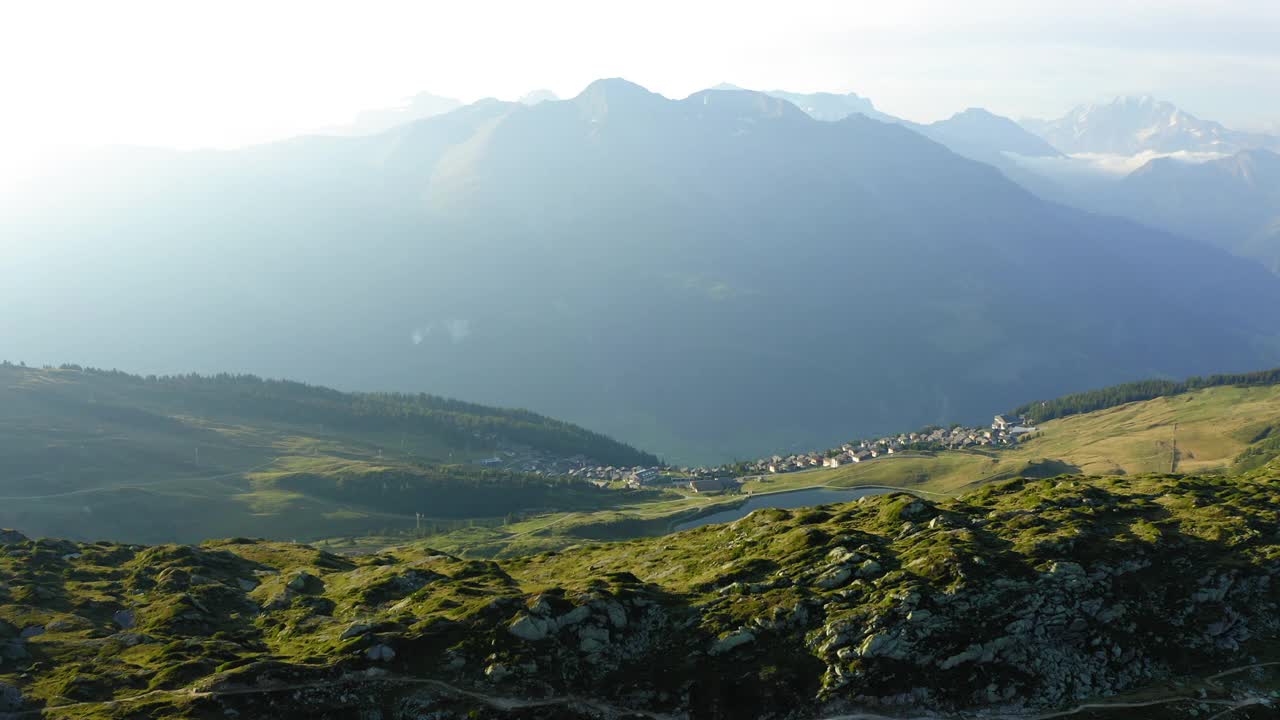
2 0 1279 156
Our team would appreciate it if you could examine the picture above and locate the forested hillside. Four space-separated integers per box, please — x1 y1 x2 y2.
0 364 657 543
1014 367 1280 423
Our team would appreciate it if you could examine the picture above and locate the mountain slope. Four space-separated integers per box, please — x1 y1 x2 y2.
1022 95 1280 155
323 91 463 135
0 364 658 544
1099 149 1280 273
922 107 1062 159
760 87 900 123
7 79 1280 463
3 471 1279 719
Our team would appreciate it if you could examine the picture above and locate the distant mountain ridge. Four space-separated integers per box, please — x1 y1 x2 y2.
1097 148 1280 273
1021 95 1280 155
7 78 1280 463
324 91 463 136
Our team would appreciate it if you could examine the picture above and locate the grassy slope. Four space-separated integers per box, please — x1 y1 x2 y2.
759 384 1280 491
0 366 656 544
395 384 1280 558
3 469 1280 718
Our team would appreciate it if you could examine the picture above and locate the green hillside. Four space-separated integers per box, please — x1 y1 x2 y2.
3 469 1279 718
387 382 1280 560
0 364 659 544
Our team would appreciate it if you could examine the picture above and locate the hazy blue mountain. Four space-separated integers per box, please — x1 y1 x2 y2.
923 108 1062 159
324 91 463 135
743 87 1065 191
7 79 1280 463
1022 96 1280 155
760 88 900 123
1097 149 1280 273
519 89 560 105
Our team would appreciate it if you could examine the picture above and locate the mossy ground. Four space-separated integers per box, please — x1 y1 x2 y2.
4 469 1280 718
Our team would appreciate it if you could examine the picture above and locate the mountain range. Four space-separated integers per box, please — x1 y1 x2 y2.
1099 148 1280 274
7 79 1280 463
1020 95 1280 155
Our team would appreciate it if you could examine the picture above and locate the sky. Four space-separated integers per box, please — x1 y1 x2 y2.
1 0 1279 160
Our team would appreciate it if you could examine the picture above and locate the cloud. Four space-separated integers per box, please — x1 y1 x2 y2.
1006 149 1227 183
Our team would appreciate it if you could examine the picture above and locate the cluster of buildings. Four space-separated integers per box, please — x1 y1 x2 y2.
474 415 1039 494
730 415 1039 475
477 447 598 476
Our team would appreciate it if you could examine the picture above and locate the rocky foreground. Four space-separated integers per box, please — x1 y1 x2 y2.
3 473 1280 719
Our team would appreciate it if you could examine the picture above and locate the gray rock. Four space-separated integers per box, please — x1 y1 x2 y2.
578 624 610 647
580 636 607 654
341 623 372 640
815 566 853 589
856 560 883 578
856 632 907 660
237 578 258 592
286 571 322 593
710 629 755 655
507 614 550 641
556 605 591 628
900 500 932 520
529 595 555 616
1049 561 1086 578
604 602 628 629
113 632 154 647
113 609 136 630
826 547 858 564
366 644 395 662
0 530 27 546
19 626 43 639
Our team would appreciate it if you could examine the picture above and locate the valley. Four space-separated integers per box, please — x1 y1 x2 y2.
5 28 1280 718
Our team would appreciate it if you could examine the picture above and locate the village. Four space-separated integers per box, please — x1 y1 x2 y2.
541 413 1040 494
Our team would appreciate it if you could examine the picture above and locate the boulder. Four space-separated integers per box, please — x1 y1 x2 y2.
826 547 858 564
710 629 755 655
341 623 372 640
855 559 883 578
0 530 27 546
286 571 323 593
113 609 136 630
366 644 395 662
555 605 591 628
603 602 628 629
507 615 550 641
815 567 853 589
